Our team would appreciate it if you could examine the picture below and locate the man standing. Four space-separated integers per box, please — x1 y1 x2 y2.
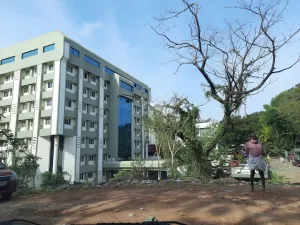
245 133 266 192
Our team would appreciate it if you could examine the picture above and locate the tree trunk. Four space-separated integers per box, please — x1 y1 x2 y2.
157 151 161 180
204 113 231 155
171 153 176 178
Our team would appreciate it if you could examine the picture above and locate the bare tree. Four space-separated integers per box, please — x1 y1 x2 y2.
152 0 300 154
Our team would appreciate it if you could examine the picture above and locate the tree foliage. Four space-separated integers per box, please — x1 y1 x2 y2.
220 112 263 147
0 132 39 188
259 84 300 154
152 0 300 154
0 116 40 188
144 95 213 178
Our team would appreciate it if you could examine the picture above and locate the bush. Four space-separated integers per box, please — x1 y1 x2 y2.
110 157 148 182
41 171 68 188
110 170 132 182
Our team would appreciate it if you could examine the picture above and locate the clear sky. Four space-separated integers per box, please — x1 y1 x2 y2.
1 0 300 120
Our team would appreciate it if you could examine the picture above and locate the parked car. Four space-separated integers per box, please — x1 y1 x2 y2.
0 161 17 200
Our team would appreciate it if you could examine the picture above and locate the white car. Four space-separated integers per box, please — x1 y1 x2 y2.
230 162 270 179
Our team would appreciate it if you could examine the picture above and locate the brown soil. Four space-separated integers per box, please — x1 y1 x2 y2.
1 182 300 225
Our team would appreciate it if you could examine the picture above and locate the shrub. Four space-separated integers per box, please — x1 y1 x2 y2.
41 171 69 188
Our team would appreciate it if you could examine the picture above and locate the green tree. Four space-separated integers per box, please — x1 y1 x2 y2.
259 84 300 154
144 95 213 178
0 115 39 188
220 112 263 148
144 96 191 177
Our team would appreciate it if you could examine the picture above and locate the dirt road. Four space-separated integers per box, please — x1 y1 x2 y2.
1 182 300 225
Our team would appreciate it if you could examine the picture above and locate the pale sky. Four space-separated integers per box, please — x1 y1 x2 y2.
1 0 300 120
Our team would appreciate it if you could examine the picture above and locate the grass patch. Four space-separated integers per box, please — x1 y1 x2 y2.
267 172 290 184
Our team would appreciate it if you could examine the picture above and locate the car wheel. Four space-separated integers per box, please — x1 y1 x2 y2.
2 192 12 201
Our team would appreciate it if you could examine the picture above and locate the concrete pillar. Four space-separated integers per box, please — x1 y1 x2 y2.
97 77 104 183
141 102 145 159
53 136 59 174
31 64 42 155
9 70 21 136
75 68 83 182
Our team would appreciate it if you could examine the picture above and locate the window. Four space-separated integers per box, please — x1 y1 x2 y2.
84 73 89 80
3 91 10 97
90 106 95 113
1 56 15 65
81 138 85 144
82 121 87 128
43 44 55 53
46 99 52 106
67 65 73 73
135 106 140 113
25 70 30 76
91 76 96 83
103 139 107 147
80 173 84 180
32 85 36 92
104 124 108 132
134 141 140 148
19 120 26 128
83 88 87 95
87 172 93 178
5 75 12 82
83 104 88 111
120 81 132 92
80 155 84 161
135 117 140 124
104 109 108 116
45 118 51 125
84 55 100 68
91 91 96 98
89 138 95 145
29 120 33 127
134 83 142 90
22 49 38 59
33 67 37 75
104 95 108 103
22 103 27 110
65 99 72 108
23 86 28 94
144 88 148 93
49 64 54 71
47 81 53 88
89 155 95 161
64 118 71 125
90 122 95 128
104 81 108 88
2 107 9 113
66 82 73 90
105 67 115 75
135 129 140 136
70 47 80 57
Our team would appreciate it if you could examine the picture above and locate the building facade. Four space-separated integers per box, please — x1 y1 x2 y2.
0 31 153 186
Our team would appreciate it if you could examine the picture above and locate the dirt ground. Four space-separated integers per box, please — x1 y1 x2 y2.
1 181 300 225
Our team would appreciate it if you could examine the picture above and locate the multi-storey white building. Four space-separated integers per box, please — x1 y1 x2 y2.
0 31 160 186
